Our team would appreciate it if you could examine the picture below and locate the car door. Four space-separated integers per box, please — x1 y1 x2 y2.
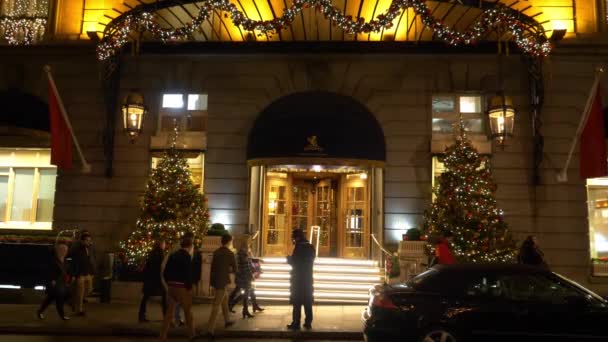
440 273 525 340
498 273 608 341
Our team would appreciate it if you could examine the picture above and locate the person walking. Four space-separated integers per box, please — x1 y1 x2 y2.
37 243 71 321
286 229 315 330
207 234 237 337
138 240 167 322
434 231 455 265
518 235 548 268
159 233 196 342
70 232 95 316
228 235 264 315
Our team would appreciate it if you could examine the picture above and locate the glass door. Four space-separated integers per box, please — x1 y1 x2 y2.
315 180 335 257
263 175 290 256
341 174 369 258
292 181 312 240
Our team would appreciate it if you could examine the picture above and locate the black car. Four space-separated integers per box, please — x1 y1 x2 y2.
363 264 608 342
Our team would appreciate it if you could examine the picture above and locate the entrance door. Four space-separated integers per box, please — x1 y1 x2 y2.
314 180 335 257
292 179 336 257
341 174 369 258
263 176 289 256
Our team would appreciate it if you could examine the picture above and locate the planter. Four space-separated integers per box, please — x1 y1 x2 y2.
398 241 428 282
593 262 608 276
399 241 427 256
202 236 222 252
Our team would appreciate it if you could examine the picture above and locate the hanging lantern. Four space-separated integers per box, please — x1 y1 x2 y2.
122 91 147 143
487 94 515 146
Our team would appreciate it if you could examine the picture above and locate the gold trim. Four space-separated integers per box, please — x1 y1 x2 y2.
248 157 385 168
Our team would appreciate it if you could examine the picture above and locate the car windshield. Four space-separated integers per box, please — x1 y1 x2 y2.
406 268 439 290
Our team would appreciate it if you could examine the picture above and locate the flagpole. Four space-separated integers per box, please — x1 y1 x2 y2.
556 69 604 182
44 66 92 173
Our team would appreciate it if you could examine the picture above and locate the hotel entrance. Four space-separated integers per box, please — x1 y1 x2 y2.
246 91 386 263
262 166 370 259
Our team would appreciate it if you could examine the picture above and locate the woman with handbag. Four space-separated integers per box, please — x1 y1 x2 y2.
228 235 264 317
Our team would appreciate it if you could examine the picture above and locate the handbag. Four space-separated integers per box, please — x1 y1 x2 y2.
250 258 262 279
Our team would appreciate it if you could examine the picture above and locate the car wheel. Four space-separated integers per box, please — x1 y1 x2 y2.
420 328 458 342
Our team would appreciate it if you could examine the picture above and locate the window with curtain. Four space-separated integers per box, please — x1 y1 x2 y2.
0 149 57 230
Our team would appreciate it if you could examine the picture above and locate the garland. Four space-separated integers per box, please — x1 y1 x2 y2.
97 0 551 61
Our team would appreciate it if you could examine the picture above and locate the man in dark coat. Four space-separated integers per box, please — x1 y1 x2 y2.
138 240 166 322
286 229 316 330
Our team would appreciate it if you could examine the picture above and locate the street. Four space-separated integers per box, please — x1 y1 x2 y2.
0 336 361 342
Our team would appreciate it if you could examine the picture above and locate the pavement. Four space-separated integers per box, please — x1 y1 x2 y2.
0 301 364 340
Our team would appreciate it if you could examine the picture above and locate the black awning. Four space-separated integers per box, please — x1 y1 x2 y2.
247 91 385 163
0 89 49 132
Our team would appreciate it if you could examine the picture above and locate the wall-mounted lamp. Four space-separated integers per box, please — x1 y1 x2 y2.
487 94 516 147
122 90 147 143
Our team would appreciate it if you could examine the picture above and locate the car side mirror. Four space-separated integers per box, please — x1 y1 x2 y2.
565 295 588 309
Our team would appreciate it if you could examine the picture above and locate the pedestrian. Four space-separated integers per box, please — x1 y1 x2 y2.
207 234 237 337
160 233 196 342
434 231 455 265
174 245 201 327
228 235 264 315
138 240 167 323
70 232 95 316
37 243 71 321
518 235 548 268
286 229 315 330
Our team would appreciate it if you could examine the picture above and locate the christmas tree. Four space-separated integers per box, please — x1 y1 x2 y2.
121 128 210 265
422 120 517 263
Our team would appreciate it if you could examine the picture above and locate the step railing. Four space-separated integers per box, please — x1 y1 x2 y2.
371 233 396 284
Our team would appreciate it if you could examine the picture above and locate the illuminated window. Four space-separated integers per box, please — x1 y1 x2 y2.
432 94 484 135
159 93 208 132
162 94 185 109
587 178 608 261
151 153 204 192
0 149 56 230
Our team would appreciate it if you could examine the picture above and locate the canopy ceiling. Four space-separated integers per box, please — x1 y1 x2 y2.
100 0 549 44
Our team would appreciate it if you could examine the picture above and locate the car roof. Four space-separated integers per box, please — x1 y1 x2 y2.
432 263 551 275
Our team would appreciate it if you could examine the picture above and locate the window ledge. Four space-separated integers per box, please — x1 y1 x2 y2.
0 222 52 230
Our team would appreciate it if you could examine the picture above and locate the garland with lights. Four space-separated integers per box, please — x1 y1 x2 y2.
97 0 550 60
0 0 48 45
422 120 517 263
120 128 210 266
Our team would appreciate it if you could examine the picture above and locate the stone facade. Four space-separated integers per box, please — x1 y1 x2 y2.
1 41 608 293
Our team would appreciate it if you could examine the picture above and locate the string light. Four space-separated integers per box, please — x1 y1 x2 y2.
97 0 551 61
0 0 48 45
423 118 517 263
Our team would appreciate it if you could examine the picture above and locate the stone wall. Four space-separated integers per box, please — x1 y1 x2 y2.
1 46 607 292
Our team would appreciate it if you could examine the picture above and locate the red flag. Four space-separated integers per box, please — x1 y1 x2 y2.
580 85 607 179
49 79 72 169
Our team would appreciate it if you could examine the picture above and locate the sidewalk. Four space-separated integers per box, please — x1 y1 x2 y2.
0 301 364 340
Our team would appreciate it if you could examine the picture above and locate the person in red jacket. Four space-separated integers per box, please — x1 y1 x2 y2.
435 232 455 265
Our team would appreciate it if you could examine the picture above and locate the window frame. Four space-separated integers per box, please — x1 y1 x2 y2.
158 92 208 134
431 93 486 138
0 149 56 230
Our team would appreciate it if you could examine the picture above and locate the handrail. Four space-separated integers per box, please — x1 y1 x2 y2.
371 233 396 285
371 233 394 257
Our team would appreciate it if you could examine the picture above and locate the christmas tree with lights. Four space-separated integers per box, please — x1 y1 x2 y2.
121 127 210 265
422 119 517 263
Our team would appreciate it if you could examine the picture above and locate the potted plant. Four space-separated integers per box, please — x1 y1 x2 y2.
203 223 226 252
398 228 428 281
